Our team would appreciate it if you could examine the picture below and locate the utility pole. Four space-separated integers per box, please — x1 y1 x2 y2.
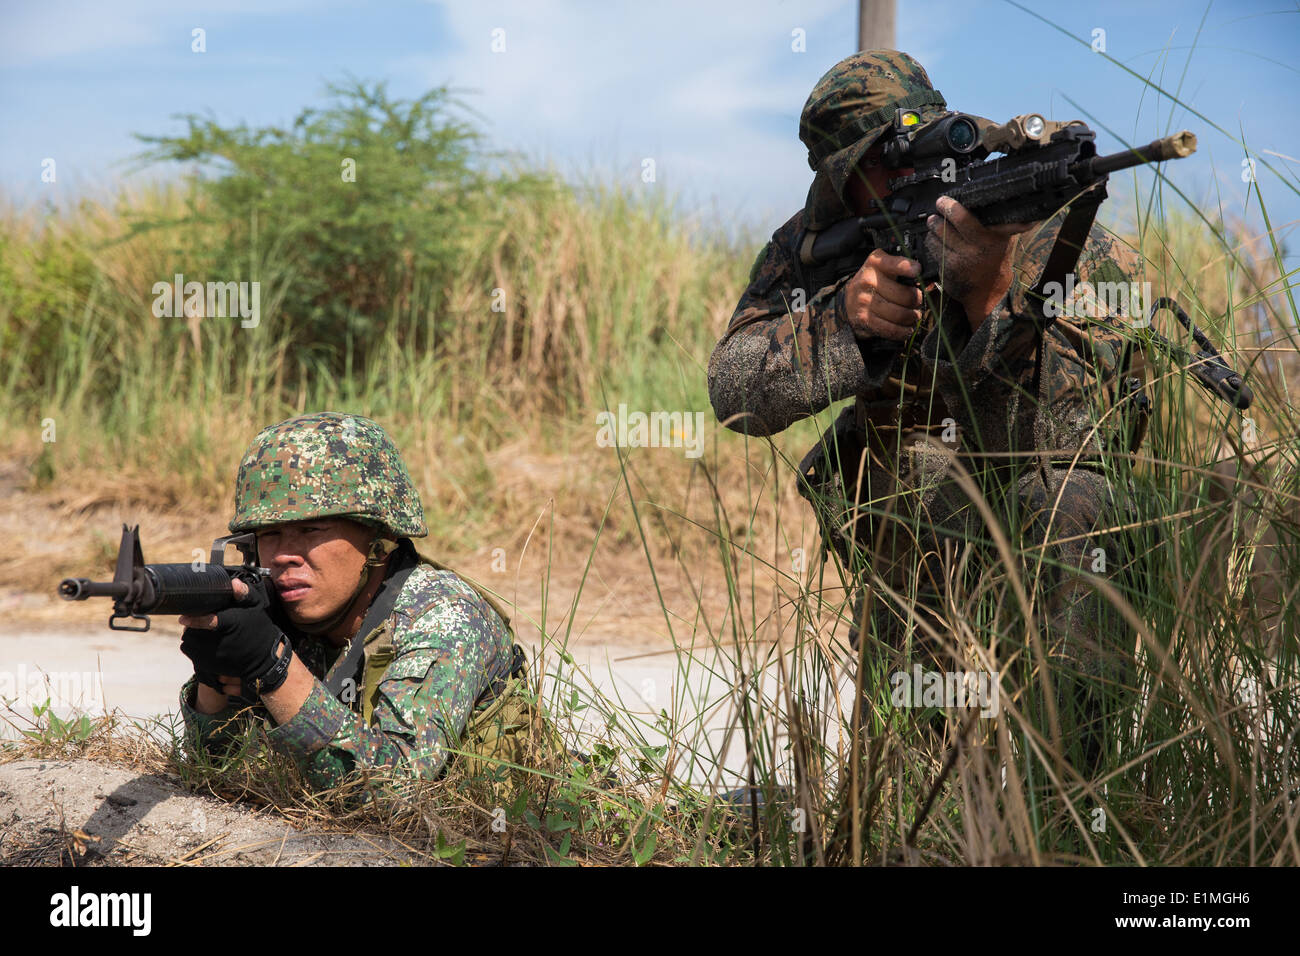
857 0 896 51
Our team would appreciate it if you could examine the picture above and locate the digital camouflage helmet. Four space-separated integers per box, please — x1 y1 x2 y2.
230 412 428 539
800 50 947 229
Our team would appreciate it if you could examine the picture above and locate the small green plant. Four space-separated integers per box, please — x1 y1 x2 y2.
431 829 466 866
22 699 98 748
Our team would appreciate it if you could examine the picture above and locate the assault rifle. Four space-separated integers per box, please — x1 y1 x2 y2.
59 525 270 631
802 109 1251 410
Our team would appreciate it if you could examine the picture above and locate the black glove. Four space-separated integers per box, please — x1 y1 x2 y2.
181 630 226 691
180 582 292 699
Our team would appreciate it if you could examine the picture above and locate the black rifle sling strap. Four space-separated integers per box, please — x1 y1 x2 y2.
1027 189 1104 331
1019 189 1104 493
324 542 420 702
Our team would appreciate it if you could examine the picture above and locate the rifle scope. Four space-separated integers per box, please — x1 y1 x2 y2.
882 111 982 168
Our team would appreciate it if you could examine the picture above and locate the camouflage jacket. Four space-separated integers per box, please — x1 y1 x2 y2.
707 208 1146 461
179 558 517 790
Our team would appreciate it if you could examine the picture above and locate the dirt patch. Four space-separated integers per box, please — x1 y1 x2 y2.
0 759 427 866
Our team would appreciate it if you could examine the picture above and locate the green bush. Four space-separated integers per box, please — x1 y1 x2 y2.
130 79 548 380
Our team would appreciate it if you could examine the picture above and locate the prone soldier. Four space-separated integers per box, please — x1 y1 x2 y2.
177 412 536 792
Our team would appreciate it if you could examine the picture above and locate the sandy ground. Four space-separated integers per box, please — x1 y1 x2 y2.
0 758 431 865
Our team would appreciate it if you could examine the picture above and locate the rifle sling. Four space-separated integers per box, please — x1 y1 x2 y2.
1020 192 1103 497
1027 194 1103 327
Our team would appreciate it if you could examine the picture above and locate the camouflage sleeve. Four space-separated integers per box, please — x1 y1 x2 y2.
707 212 899 436
265 568 515 790
918 220 1146 455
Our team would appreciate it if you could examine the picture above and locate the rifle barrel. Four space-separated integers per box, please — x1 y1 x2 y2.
1087 131 1197 177
58 578 126 601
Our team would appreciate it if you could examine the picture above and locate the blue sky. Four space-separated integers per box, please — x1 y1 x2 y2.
2 0 1297 267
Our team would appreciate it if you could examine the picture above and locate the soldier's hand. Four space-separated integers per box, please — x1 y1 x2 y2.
178 577 251 630
181 578 250 703
180 578 289 700
843 249 924 341
193 680 235 714
925 196 1038 326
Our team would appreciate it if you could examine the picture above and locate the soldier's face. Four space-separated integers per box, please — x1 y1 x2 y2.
845 145 912 215
256 518 374 624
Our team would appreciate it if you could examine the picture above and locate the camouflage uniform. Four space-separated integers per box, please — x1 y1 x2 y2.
179 413 527 791
707 52 1147 762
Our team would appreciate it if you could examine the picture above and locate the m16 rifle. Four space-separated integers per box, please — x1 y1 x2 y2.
801 109 1251 411
59 525 270 631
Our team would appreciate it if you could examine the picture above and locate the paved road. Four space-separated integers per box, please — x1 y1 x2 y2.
0 628 853 789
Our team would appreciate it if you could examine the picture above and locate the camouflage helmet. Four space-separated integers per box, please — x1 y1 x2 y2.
229 412 428 538
800 50 947 229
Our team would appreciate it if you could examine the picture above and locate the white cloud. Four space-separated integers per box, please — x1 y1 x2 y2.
406 0 851 229
0 0 330 66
